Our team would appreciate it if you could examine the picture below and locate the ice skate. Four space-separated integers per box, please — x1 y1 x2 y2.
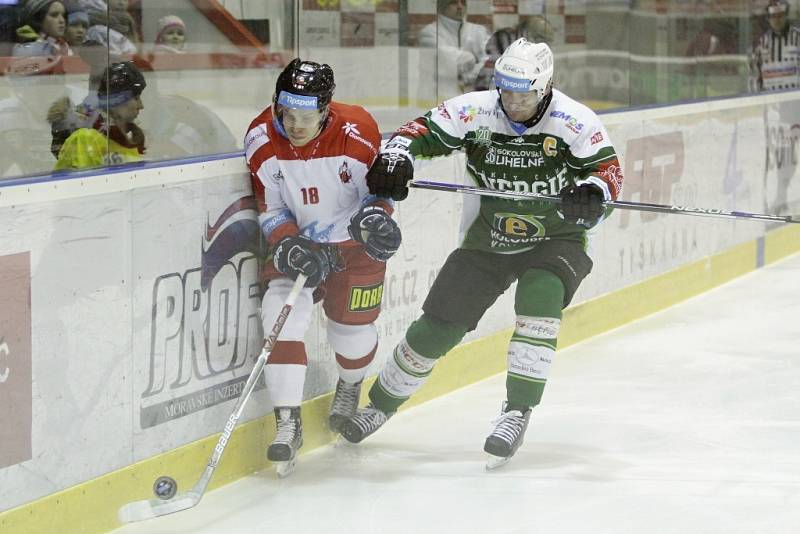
340 403 390 443
484 402 531 470
328 379 362 434
268 407 303 478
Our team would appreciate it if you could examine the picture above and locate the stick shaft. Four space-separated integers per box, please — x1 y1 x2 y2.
119 274 307 522
192 273 306 496
410 180 799 225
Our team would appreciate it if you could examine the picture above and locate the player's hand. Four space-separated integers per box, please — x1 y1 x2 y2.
367 139 414 201
348 205 402 262
558 182 605 227
273 235 331 288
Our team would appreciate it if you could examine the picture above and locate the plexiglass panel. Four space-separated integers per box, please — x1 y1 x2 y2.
0 0 792 181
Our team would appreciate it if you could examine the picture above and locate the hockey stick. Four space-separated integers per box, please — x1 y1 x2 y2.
410 180 800 224
118 274 307 523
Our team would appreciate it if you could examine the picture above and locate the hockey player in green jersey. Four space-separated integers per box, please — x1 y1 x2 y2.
341 38 624 468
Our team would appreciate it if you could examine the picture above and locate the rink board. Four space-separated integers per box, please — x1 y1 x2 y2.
1 91 800 533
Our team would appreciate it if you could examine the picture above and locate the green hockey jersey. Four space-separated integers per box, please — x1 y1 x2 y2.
392 89 623 253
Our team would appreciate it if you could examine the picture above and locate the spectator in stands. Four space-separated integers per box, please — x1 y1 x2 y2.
64 9 88 48
13 0 72 56
63 0 107 16
418 0 490 93
153 14 186 54
85 0 138 55
55 61 146 170
108 0 139 36
474 14 555 90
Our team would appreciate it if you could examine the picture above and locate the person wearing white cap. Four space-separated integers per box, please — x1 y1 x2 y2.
154 15 186 54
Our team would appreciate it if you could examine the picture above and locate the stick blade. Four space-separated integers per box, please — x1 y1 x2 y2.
118 492 201 523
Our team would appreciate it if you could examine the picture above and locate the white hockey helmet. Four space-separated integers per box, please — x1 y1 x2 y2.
493 37 554 99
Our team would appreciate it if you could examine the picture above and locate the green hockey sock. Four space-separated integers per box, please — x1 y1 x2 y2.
507 268 564 408
369 314 467 413
406 313 468 358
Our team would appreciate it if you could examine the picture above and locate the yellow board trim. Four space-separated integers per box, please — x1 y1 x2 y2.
764 223 800 264
1 227 798 534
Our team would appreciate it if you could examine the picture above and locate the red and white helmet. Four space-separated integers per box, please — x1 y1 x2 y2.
493 37 554 99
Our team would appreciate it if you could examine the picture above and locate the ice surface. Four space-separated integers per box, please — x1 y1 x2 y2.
114 253 800 534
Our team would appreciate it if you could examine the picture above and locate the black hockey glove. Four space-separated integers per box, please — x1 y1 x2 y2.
367 139 415 201
273 235 331 288
559 182 606 227
348 205 402 262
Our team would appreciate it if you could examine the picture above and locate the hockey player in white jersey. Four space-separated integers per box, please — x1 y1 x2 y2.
244 59 401 476
341 39 623 469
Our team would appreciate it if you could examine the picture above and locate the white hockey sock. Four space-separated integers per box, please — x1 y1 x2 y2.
265 363 306 407
327 320 378 383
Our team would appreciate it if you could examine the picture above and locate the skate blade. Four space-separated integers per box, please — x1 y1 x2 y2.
275 457 297 478
485 454 511 470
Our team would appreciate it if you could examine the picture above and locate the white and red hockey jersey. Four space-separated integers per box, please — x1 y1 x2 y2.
244 102 387 246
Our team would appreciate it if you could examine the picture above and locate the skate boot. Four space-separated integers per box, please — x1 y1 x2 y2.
328 379 362 434
484 402 532 470
267 406 303 478
340 403 390 444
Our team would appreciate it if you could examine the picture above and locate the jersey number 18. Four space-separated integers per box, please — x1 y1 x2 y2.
301 187 320 205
